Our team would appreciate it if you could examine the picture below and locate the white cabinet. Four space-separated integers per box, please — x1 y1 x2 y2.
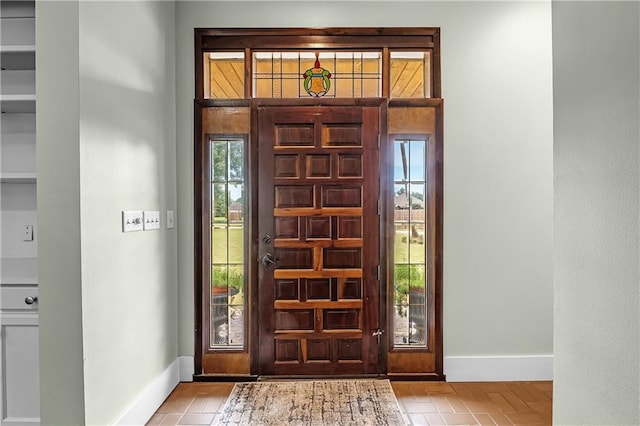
0 312 39 426
1 1 39 424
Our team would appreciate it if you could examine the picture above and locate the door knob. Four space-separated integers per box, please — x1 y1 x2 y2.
261 253 277 268
24 296 38 305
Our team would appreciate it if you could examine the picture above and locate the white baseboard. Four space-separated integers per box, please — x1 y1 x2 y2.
180 355 194 382
444 355 553 382
114 358 181 425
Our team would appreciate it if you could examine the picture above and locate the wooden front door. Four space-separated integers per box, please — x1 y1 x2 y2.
257 105 381 376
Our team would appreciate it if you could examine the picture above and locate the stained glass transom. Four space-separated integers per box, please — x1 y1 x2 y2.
253 51 382 98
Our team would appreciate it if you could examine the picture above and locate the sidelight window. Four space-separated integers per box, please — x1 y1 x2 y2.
210 137 246 348
392 137 428 348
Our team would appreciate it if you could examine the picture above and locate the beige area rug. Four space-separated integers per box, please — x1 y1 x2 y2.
214 379 407 425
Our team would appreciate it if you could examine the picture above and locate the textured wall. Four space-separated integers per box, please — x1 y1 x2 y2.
78 1 178 423
553 2 640 424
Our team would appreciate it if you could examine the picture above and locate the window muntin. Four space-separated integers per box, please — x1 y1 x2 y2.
392 138 428 348
210 138 246 348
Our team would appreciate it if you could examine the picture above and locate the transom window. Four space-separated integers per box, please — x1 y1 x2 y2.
202 47 435 99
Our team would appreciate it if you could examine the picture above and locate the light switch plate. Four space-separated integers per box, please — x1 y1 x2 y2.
122 211 144 232
166 210 175 229
143 211 160 230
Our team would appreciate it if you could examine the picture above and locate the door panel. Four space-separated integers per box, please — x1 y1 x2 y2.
258 106 380 376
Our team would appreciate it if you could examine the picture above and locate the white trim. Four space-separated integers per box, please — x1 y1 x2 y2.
179 356 194 382
114 358 180 425
444 355 553 382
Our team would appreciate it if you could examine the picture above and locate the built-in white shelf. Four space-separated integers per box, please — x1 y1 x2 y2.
0 96 35 113
0 95 35 101
2 70 35 94
0 259 37 286
0 45 35 53
1 3 40 424
0 172 36 183
0 45 35 70
0 17 35 45
0 277 37 285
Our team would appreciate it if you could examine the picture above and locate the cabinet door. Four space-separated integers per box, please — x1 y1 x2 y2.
1 314 39 426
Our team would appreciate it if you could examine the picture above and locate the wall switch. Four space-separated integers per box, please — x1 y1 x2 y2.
166 210 175 229
23 225 33 241
122 211 144 232
143 211 160 230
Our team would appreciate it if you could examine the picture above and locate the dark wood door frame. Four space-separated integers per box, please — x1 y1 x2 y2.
193 28 443 380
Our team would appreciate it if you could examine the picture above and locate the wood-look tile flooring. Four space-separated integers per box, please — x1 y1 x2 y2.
147 381 552 425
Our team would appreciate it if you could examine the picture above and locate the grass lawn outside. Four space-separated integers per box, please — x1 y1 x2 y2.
394 226 426 264
212 225 244 264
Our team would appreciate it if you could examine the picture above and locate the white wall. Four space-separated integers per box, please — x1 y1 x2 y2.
37 1 178 424
552 2 640 424
176 1 554 373
78 2 178 424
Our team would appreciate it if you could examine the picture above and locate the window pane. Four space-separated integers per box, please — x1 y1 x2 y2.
394 223 410 264
227 264 245 345
407 264 426 346
210 138 246 349
212 183 227 222
205 52 244 99
390 51 431 98
228 188 244 265
394 142 407 181
228 140 244 180
394 183 409 210
409 140 426 181
408 222 425 263
212 142 227 182
211 223 228 264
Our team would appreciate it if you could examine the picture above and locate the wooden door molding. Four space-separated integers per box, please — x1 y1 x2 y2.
193 28 443 381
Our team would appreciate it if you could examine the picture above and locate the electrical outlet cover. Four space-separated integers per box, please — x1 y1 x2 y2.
143 211 161 230
122 211 144 232
167 210 175 229
23 225 34 241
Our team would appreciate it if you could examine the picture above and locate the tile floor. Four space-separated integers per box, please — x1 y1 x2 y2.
147 380 552 425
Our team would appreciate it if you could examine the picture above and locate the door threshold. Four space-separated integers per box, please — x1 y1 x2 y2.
193 374 258 382
257 374 384 381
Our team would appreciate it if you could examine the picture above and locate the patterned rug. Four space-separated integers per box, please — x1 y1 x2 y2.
214 379 407 425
